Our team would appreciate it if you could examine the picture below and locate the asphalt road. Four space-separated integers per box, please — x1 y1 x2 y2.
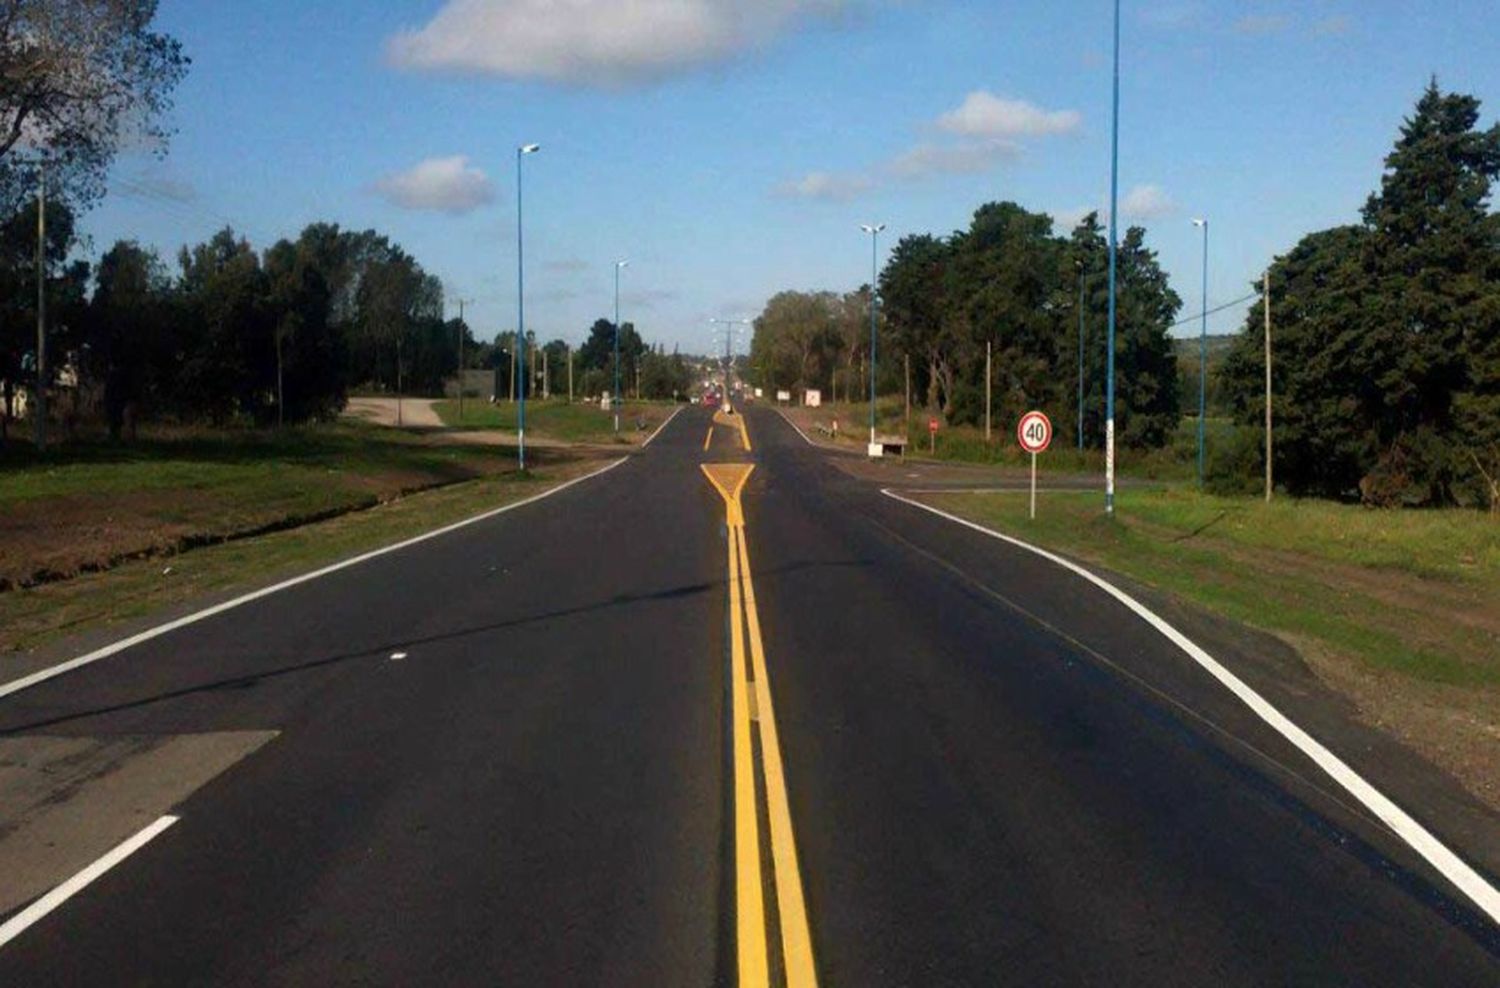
0 405 1497 985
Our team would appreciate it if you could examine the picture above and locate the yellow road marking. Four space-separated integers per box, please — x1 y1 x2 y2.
701 461 819 988
728 522 769 985
704 424 715 451
736 525 818 987
713 410 752 452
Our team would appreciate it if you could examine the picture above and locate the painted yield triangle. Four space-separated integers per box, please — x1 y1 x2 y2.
701 463 755 527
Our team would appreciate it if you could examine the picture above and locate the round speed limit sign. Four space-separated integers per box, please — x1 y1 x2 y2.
1017 410 1053 454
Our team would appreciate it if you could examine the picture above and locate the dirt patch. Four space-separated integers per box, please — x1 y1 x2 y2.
343 396 444 428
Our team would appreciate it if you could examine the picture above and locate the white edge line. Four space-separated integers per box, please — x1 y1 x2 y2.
881 487 1500 927
0 458 630 701
774 407 819 447
640 405 683 448
0 814 179 950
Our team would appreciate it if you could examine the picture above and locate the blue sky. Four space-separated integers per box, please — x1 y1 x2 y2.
85 1 1498 353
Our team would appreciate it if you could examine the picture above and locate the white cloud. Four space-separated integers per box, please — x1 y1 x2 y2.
886 140 1019 179
372 156 496 214
1053 206 1098 231
936 91 1081 138
387 0 845 85
1121 183 1175 219
774 170 873 201
1232 14 1288 35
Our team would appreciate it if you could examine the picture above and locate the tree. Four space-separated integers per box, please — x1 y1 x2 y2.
0 1 189 213
84 240 168 438
1221 82 1500 504
0 192 77 436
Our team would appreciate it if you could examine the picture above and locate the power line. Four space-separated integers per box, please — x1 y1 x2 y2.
1170 290 1259 329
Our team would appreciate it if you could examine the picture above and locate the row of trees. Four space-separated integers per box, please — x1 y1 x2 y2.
1219 82 1500 507
475 318 694 403
750 203 1183 449
0 213 469 438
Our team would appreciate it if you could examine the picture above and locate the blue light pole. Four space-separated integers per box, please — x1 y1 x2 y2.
1105 0 1120 515
516 142 540 470
613 259 628 432
1192 217 1208 488
860 223 885 450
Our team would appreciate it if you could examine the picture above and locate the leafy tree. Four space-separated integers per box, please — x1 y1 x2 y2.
1221 82 1500 504
0 193 78 436
84 240 169 438
0 1 188 212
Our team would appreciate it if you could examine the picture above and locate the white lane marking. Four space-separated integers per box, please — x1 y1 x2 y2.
640 405 683 448
0 458 629 702
774 407 818 446
0 815 179 951
882 488 1500 928
389 652 407 661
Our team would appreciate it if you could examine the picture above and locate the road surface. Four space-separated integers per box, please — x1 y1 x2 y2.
1 406 1497 986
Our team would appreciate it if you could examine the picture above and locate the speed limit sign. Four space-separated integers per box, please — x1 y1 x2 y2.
1017 410 1052 453
1016 410 1052 519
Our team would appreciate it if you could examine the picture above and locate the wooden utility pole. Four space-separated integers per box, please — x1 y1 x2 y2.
984 340 992 442
542 347 550 399
567 345 574 403
904 353 911 434
34 162 46 450
456 298 469 423
1264 269 1273 502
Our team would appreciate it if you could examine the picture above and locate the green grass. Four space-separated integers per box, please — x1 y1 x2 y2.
0 459 595 656
431 398 672 443
0 422 522 589
791 399 1216 481
923 487 1500 687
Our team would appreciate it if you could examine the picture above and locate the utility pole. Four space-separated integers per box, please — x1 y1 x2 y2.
1105 0 1121 515
456 298 471 423
275 328 284 428
396 338 404 427
34 161 46 450
1264 268 1273 502
984 339 992 443
542 346 550 400
567 345 574 403
904 353 910 435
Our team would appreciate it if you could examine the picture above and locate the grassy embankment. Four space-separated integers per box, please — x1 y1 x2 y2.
782 398 1234 482
919 485 1500 801
0 422 596 655
432 398 673 443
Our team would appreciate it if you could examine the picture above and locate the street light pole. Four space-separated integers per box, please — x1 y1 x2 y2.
614 259 628 433
1105 0 1121 515
1192 217 1208 488
516 143 540 470
860 223 885 450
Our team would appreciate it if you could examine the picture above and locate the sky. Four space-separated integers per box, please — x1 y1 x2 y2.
83 1 1500 354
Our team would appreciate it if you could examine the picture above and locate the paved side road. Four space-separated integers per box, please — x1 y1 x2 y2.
0 404 1495 985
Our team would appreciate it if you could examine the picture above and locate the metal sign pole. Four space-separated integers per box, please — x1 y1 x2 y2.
1030 451 1037 520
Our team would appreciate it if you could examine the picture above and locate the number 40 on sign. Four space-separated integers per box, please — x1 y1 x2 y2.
1016 410 1052 519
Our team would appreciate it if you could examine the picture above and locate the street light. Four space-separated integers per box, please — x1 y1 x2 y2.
614 259 628 433
860 223 885 452
516 142 540 470
711 318 749 408
1076 258 1086 449
1105 0 1120 514
1192 217 1209 488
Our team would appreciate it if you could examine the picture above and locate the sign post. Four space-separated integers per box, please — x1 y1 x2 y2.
928 416 939 453
1016 410 1053 519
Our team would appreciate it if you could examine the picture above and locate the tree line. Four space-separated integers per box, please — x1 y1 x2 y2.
750 203 1183 450
1219 82 1500 508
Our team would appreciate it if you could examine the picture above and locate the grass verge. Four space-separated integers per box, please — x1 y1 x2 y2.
919 486 1500 803
0 422 523 589
0 455 602 658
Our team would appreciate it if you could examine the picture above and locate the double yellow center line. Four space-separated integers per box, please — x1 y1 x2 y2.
702 453 817 988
